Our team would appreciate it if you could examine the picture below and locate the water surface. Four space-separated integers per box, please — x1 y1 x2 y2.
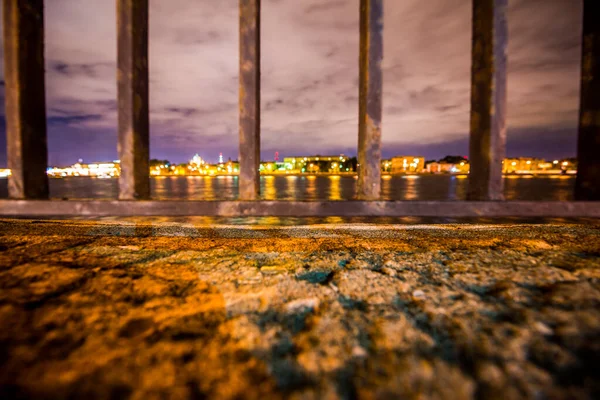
0 175 576 201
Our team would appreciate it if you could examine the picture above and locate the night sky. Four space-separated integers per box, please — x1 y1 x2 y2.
0 0 584 166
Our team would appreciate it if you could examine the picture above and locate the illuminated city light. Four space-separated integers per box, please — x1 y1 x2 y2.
47 161 120 178
15 153 578 181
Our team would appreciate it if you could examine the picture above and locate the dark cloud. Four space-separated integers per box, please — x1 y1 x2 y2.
48 114 104 126
305 1 348 14
165 107 199 118
50 61 113 78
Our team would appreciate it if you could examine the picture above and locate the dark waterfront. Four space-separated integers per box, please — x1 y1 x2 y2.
0 175 575 201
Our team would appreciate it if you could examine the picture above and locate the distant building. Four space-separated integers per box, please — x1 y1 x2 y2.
190 154 205 167
193 159 239 175
503 158 545 174
260 161 285 173
427 162 453 174
537 161 555 172
282 155 350 173
559 158 577 174
427 161 469 174
390 156 425 174
47 161 120 178
381 159 392 173
225 160 239 174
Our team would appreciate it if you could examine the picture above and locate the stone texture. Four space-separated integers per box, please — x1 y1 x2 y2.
0 219 599 399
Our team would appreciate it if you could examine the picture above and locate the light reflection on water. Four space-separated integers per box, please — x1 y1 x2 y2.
402 175 419 200
306 175 317 201
0 175 577 201
263 176 276 200
329 176 342 200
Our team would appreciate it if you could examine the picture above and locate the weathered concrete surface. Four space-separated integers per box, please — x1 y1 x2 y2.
0 219 599 399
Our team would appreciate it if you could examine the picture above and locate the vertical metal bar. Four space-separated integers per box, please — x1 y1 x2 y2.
575 0 600 201
467 0 507 201
239 0 261 200
3 0 49 199
117 0 150 200
357 0 383 200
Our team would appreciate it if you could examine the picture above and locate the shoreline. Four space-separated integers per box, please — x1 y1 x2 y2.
35 172 577 179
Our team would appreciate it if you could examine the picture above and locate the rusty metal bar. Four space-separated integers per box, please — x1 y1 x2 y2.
575 0 600 201
2 0 49 199
239 0 261 200
117 0 150 200
467 0 508 201
0 200 599 217
357 0 383 200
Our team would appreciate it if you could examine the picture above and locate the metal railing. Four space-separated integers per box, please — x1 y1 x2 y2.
1 0 599 217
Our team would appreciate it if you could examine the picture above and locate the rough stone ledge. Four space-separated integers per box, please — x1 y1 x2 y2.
0 219 599 399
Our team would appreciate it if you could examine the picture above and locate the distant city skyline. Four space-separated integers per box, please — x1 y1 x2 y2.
40 152 577 170
0 0 584 166
36 153 577 178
